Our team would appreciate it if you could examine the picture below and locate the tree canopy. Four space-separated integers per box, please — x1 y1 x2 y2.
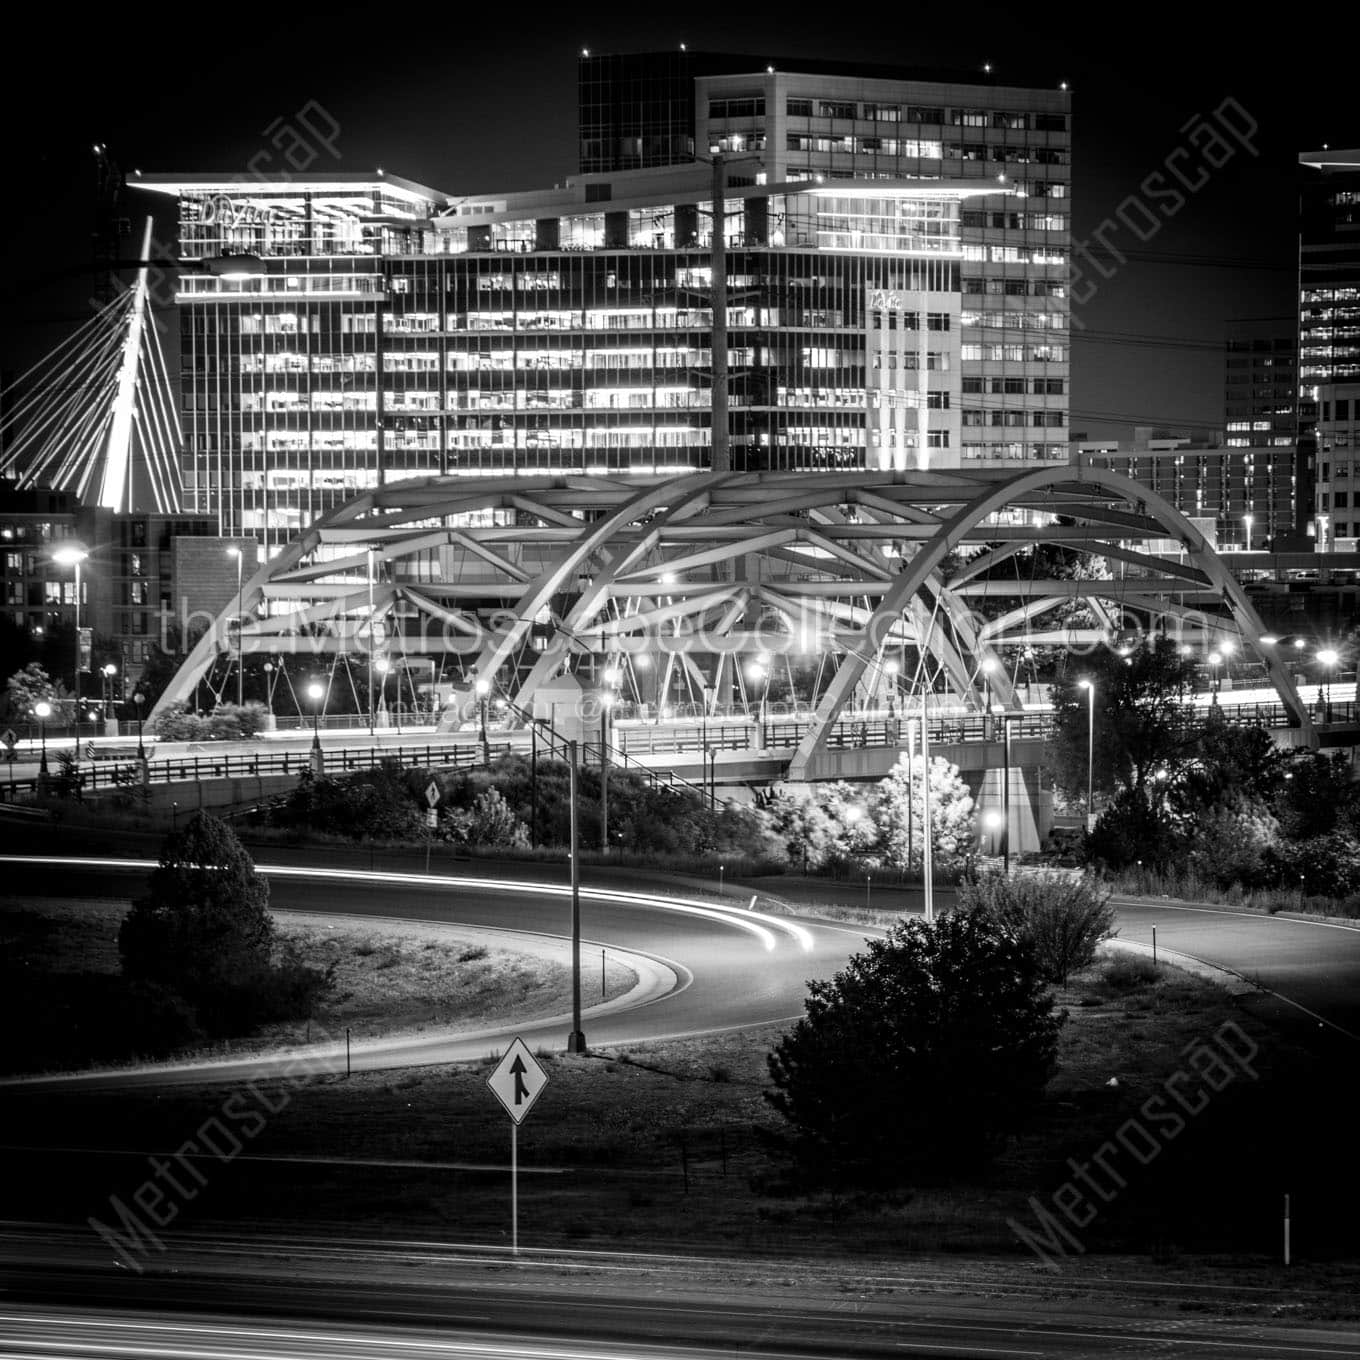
1048 637 1198 805
766 911 1065 1184
119 812 274 994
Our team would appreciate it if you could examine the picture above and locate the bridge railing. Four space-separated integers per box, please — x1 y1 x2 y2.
0 738 513 805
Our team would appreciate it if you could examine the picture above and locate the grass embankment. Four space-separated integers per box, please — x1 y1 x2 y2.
0 898 634 1075
4 946 1353 1272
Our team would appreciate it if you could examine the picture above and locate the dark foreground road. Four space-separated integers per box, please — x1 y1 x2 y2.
3 1224 1359 1360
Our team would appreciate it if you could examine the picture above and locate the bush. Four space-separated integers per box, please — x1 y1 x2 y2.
1085 786 1183 871
960 870 1116 984
277 763 425 841
445 787 530 849
206 702 269 740
1265 831 1360 898
151 701 213 741
1187 802 1280 888
191 948 334 1037
1102 954 1161 990
119 812 274 996
766 911 1065 1185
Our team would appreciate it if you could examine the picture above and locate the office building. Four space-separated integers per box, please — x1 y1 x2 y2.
130 55 1069 547
0 483 226 685
1224 324 1297 449
1299 149 1360 389
1072 428 1290 550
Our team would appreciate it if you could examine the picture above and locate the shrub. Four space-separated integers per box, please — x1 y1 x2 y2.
1085 786 1183 871
1187 802 1280 888
119 812 274 995
960 870 1116 984
206 702 269 740
766 911 1065 1185
278 763 424 841
151 701 212 741
446 787 530 849
1102 954 1161 990
1265 831 1360 898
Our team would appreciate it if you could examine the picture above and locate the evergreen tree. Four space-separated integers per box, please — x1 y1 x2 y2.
767 911 1065 1184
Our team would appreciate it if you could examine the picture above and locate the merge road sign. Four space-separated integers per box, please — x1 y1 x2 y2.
487 1036 548 1125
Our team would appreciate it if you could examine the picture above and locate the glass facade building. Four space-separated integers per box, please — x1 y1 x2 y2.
136 59 1069 549
1300 150 1360 389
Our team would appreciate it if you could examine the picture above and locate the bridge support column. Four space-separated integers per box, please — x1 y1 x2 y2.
973 765 1047 856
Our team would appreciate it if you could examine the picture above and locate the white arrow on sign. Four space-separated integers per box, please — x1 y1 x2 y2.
487 1036 548 1125
425 779 441 808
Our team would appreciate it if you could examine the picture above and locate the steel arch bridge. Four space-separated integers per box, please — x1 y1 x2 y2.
155 466 1312 778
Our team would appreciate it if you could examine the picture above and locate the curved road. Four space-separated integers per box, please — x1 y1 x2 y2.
0 855 870 1090
3 852 1360 1092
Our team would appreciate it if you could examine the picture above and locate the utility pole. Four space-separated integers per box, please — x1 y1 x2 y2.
710 152 729 474
567 740 586 1054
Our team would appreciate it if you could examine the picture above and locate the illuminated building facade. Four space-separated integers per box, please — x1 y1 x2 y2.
585 53 1072 462
1072 430 1293 550
1300 149 1360 389
137 58 1070 551
1225 325 1297 450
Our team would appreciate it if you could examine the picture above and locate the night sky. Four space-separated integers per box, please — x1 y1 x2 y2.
2 5 1356 443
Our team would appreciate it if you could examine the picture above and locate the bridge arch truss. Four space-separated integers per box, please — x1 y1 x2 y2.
153 466 1311 773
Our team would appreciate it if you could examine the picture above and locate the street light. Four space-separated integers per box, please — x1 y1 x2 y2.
33 700 51 778
1207 651 1222 698
227 546 244 707
101 663 117 720
884 657 900 719
132 691 146 762
983 807 1004 859
1317 648 1339 721
52 543 88 725
1077 679 1095 829
307 680 324 774
1243 512 1255 552
599 688 614 853
474 676 491 765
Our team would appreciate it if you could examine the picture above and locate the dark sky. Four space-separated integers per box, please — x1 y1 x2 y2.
2 4 1357 442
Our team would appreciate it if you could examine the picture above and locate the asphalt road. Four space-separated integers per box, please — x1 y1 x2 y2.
5 848 1360 1089
4 1226 1360 1359
0 854 870 1090
1108 895 1360 1045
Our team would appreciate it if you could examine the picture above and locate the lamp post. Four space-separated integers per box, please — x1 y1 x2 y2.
133 691 146 757
1077 679 1095 831
366 545 379 737
1318 648 1339 722
52 543 88 728
101 663 117 721
227 545 244 707
599 688 614 853
1000 712 1012 874
567 738 586 1054
1207 651 1222 699
474 676 491 765
33 700 51 779
1243 512 1255 552
307 680 324 775
375 657 394 734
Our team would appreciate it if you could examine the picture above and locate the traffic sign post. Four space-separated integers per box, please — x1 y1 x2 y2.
488 1036 549 1255
2 728 15 800
424 777 440 873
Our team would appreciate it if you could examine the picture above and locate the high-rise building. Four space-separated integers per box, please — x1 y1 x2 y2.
1224 324 1297 449
1299 149 1360 390
132 57 1070 548
584 52 1072 459
1072 428 1290 550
